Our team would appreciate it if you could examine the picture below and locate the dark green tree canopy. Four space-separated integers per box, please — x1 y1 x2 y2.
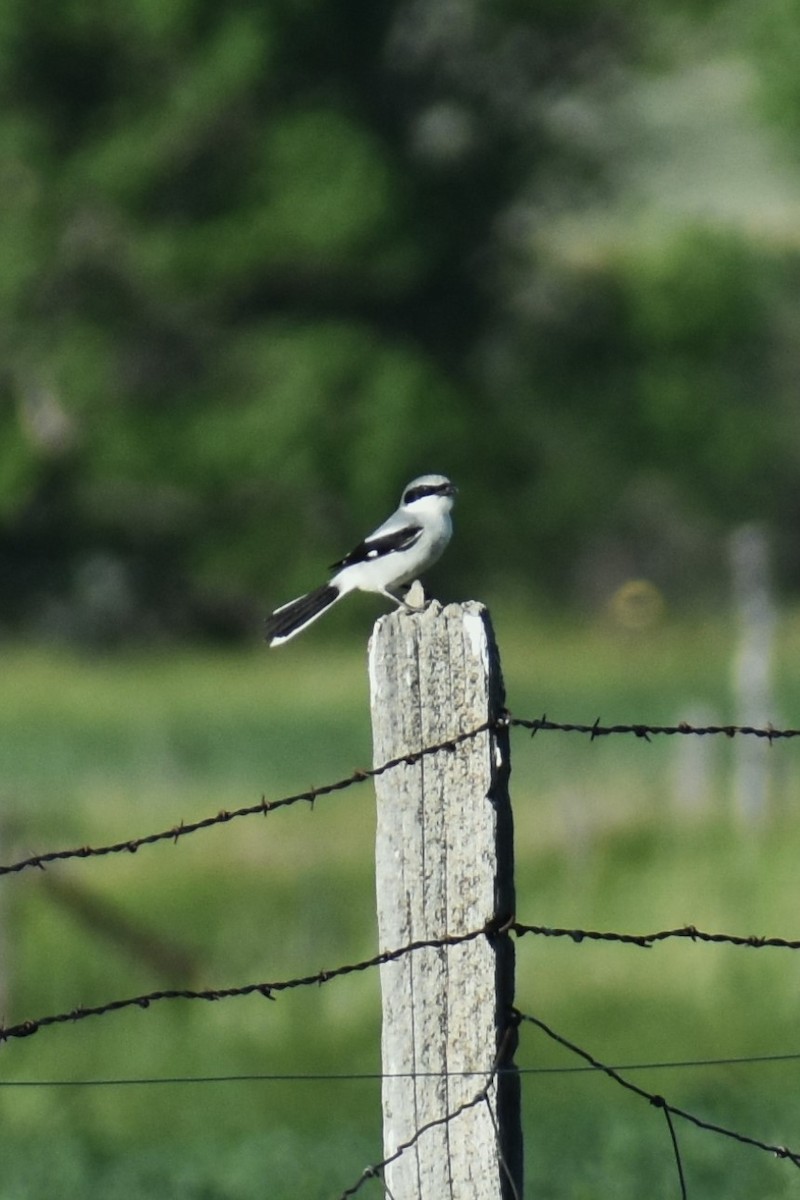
1 0 799 638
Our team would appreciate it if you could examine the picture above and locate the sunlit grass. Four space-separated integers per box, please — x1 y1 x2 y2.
1 607 799 1196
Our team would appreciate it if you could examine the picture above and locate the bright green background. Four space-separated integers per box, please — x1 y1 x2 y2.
2 608 800 1196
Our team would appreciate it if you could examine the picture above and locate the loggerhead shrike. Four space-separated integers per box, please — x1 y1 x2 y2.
264 474 457 646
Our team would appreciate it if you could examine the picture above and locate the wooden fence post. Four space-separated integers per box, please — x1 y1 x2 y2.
368 600 522 1199
729 523 776 823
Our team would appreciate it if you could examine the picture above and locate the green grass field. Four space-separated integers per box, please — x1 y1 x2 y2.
2 604 800 1197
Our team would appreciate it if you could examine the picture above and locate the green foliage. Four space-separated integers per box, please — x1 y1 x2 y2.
0 1131 379 1200
617 228 784 508
0 411 39 517
3 618 800 1196
1 0 800 635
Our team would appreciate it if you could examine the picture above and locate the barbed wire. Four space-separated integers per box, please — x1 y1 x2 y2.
510 920 800 952
0 924 492 1044
509 713 800 742
0 721 494 879
1 710 797 882
337 999 800 1197
4 914 800 1048
3 700 798 1197
515 1007 800 1170
3 908 799 1189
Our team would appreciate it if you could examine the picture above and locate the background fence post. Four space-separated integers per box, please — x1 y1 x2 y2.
368 600 522 1199
729 523 776 823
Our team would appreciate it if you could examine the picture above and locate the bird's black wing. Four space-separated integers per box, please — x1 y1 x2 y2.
330 523 423 571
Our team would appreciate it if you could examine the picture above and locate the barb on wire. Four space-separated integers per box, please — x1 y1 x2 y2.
511 921 800 952
515 1008 800 1171
0 925 490 1045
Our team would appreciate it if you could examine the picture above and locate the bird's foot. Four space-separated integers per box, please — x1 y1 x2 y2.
395 579 429 612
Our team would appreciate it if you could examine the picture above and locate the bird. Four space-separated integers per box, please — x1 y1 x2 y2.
264 474 457 647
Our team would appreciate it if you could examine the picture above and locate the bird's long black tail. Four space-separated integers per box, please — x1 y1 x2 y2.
265 585 341 647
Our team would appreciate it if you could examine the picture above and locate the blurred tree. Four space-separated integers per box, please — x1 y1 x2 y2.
0 0 799 638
